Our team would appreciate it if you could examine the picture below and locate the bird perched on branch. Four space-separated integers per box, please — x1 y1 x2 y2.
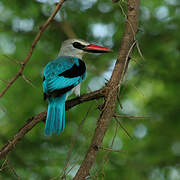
43 39 112 136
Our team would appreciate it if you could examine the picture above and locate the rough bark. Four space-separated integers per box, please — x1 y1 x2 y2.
0 1 140 179
73 0 140 179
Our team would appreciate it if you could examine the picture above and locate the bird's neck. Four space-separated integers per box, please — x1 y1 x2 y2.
58 49 84 59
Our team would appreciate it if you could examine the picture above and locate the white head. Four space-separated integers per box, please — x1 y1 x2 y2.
58 38 112 59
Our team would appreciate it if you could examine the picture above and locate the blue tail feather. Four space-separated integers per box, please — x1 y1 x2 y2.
45 94 66 136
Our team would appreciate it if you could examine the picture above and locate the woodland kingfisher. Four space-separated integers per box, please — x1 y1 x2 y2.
43 39 112 136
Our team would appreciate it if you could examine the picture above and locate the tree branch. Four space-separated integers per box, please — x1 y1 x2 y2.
0 0 66 98
73 0 140 179
0 2 140 180
0 88 107 159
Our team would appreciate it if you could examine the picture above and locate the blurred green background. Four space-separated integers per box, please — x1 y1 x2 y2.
0 0 180 179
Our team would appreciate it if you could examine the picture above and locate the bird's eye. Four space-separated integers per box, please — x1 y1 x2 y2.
72 42 86 49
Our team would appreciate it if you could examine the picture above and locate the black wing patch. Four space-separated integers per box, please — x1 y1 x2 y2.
44 85 74 100
58 59 86 78
44 59 86 100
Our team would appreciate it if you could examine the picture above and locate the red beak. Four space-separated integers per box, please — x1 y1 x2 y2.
83 44 112 53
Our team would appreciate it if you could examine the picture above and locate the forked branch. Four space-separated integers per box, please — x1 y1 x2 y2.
73 0 140 179
0 1 141 180
0 87 107 159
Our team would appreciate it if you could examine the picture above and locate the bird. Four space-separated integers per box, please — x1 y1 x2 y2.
43 38 112 136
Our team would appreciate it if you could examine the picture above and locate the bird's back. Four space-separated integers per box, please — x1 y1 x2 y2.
44 56 79 79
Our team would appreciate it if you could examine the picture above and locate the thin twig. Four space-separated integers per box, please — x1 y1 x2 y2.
114 114 150 119
119 2 136 39
6 160 20 180
119 2 145 61
110 121 118 148
118 40 136 88
73 1 140 178
130 82 145 98
101 121 118 180
115 117 133 139
0 87 107 159
136 41 145 60
100 147 121 153
0 78 8 84
0 0 66 98
119 1 127 18
117 93 123 109
0 157 8 171
65 159 80 177
91 120 119 180
3 55 20 65
61 104 93 179
131 57 143 67
22 74 36 88
117 59 131 104
60 22 77 38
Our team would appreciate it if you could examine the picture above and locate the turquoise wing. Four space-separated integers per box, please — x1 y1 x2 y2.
43 56 86 97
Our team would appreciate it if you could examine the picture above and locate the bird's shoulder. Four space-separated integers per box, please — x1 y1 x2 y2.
42 56 86 95
44 56 81 75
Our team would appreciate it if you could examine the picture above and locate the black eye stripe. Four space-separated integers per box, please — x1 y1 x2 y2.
72 42 86 50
